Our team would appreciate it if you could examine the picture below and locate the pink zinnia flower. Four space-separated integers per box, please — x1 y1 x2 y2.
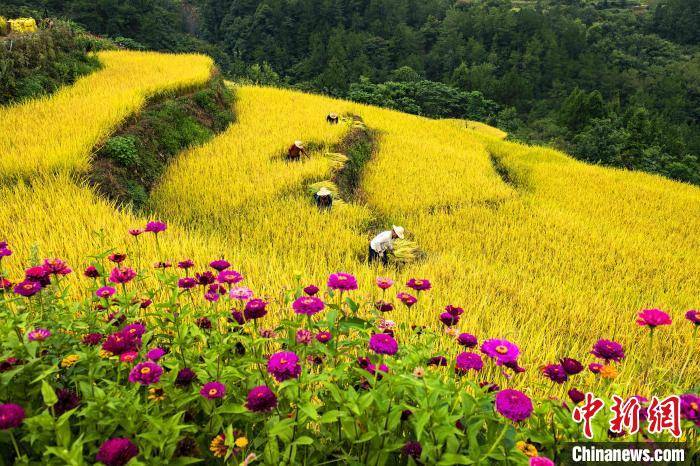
495 389 533 422
178 277 197 290
144 221 167 234
27 328 51 342
200 381 226 399
209 259 230 271
455 352 483 373
217 269 242 285
406 278 431 291
109 267 136 285
128 362 163 385
96 438 139 466
14 280 42 297
303 284 319 296
120 351 138 363
686 310 700 326
108 253 127 264
636 309 672 329
530 457 555 466
0 404 25 429
267 351 301 382
230 286 253 300
146 348 166 361
316 331 332 343
376 277 394 290
129 228 143 236
292 296 325 316
245 385 277 412
84 265 100 278
296 329 312 345
177 259 194 270
396 292 417 307
369 333 398 355
96 286 116 298
43 258 72 275
481 339 520 366
327 272 358 291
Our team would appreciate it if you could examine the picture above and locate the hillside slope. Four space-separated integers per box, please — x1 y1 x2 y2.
0 52 697 393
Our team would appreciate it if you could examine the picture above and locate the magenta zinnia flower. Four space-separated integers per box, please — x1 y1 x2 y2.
292 296 325 316
96 438 139 466
457 333 478 348
267 351 301 382
316 331 332 343
96 286 116 298
439 312 459 326
195 271 216 286
589 362 603 373
296 329 312 345
369 333 398 355
25 265 50 286
406 278 431 291
303 284 319 296
177 259 194 270
0 404 25 429
327 272 358 291
375 300 394 312
568 388 586 404
146 347 166 361
144 221 167 234
27 328 51 342
244 298 268 320
402 441 422 459
122 323 146 338
396 292 417 307
455 352 483 373
481 339 520 366
128 362 163 385
495 389 533 422
82 333 104 346
680 393 700 424
376 277 394 290
530 457 555 466
200 381 226 399
541 364 568 384
43 258 72 275
14 280 42 297
109 267 136 285
427 356 447 366
246 385 277 412
209 259 230 271
175 368 197 387
636 309 672 329
445 304 464 317
84 265 100 278
108 253 127 264
178 277 197 290
217 269 242 285
560 357 584 375
686 310 700 326
591 339 625 362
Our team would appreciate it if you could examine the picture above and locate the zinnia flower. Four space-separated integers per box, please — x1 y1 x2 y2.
591 339 625 362
457 333 478 347
686 310 700 326
369 333 398 355
636 308 672 328
541 364 568 384
84 265 100 278
267 351 301 382
246 385 277 412
560 357 584 375
25 265 50 286
0 404 25 429
396 292 417 307
427 356 447 366
43 258 72 275
175 368 197 387
589 362 603 374
108 253 127 264
481 339 520 366
178 277 197 290
244 298 268 320
516 441 538 458
96 286 116 298
406 278 431 291
196 317 212 330
14 280 42 297
600 364 618 379
303 284 319 296
445 304 464 316
54 389 80 415
196 271 216 285
327 272 358 291
210 259 230 271
210 434 228 458
200 381 226 399
27 328 51 342
177 259 194 270
402 441 422 458
292 296 325 315
376 277 394 290
439 311 459 326
568 388 586 404
374 300 394 312
230 286 253 300
296 329 312 345
530 458 555 466
495 389 533 422
146 348 166 361
148 387 166 402
217 269 242 285
680 393 700 424
109 267 136 285
82 333 104 345
129 229 143 236
315 331 332 343
128 362 163 385
455 352 483 373
145 221 167 234
122 323 146 338
120 352 138 363
96 438 139 466
61 354 80 368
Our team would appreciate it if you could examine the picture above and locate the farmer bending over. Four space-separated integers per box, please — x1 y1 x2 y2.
314 187 333 210
287 141 307 161
326 113 339 124
369 225 404 266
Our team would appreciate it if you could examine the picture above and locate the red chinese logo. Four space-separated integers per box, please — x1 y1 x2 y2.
572 392 605 439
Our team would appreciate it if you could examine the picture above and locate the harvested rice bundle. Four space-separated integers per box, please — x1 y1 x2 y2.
391 238 420 265
9 17 37 34
324 152 348 169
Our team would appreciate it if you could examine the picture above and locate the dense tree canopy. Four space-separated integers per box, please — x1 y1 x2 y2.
2 0 698 184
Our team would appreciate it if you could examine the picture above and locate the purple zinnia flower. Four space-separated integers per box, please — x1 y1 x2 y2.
495 389 533 422
246 385 277 412
108 253 127 264
455 352 483 373
196 317 212 330
406 278 431 291
128 362 163 385
146 348 166 362
82 333 104 346
145 221 167 234
369 333 398 355
25 265 51 286
43 258 72 275
457 333 478 347
541 364 568 384
686 310 700 325
195 271 216 286
96 286 116 299
200 381 226 399
530 458 555 466
178 277 197 290
14 280 42 297
230 310 245 325
591 339 625 362
54 388 80 415
109 267 136 285
439 312 459 326
27 328 51 342
481 339 520 366
296 329 312 345
680 393 700 424
445 304 464 317
315 331 332 343
636 309 672 329
560 357 584 375
374 300 394 312
204 290 220 302
267 351 301 382
396 292 417 307
568 388 586 404
376 277 394 290
327 272 358 291
292 296 325 316
0 404 25 429
217 269 242 285
177 259 194 270
402 440 422 458
175 368 197 387
427 356 447 366
589 362 603 374
303 284 319 296
209 259 230 272
84 265 100 278
122 323 146 338
244 298 268 320
96 438 139 466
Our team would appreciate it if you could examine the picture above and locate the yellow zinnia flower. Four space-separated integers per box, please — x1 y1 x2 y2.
60 354 80 368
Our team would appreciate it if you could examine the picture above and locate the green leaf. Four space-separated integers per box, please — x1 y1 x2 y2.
319 410 343 423
293 436 314 446
41 380 58 406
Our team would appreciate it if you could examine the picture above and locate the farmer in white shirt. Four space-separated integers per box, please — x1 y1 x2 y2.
369 225 405 266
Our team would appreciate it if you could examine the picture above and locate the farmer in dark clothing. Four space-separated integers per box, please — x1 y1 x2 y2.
368 226 404 266
314 187 333 210
287 141 307 161
326 113 339 124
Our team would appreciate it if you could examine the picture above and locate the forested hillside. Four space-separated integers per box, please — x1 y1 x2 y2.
2 0 698 183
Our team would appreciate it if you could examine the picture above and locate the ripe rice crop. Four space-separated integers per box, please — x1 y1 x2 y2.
0 53 697 397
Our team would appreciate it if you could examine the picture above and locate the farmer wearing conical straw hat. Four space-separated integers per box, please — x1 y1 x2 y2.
287 140 307 161
326 113 339 124
314 187 333 210
369 226 404 266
